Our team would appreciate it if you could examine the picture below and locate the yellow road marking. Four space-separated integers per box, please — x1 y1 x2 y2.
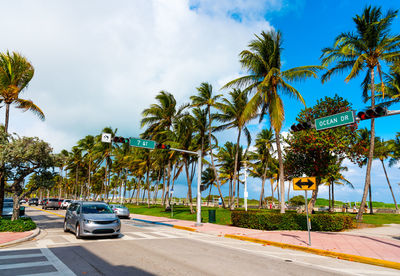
28 205 65 218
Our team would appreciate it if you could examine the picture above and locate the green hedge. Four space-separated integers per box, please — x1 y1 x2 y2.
0 217 36 232
231 211 356 232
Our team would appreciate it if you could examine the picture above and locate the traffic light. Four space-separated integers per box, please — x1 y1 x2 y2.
290 121 313 132
113 136 129 143
357 106 387 120
200 184 207 192
156 143 171 150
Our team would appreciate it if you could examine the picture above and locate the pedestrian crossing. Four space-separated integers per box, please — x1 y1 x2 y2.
0 248 75 276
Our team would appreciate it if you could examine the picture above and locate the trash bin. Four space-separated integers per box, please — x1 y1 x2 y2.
208 209 216 223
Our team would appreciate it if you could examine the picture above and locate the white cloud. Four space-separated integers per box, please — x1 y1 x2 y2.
0 0 275 152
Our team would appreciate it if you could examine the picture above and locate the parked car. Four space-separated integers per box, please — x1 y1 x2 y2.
109 204 130 219
39 198 47 205
19 199 27 204
61 199 72 209
42 198 60 210
28 198 39 206
2 198 25 217
64 201 121 239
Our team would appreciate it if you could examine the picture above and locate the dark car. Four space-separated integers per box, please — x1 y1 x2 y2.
2 198 25 217
28 198 39 206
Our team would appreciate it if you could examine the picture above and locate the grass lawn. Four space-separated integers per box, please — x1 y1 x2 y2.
126 203 400 227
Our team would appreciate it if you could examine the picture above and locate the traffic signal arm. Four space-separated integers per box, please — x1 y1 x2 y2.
356 107 400 121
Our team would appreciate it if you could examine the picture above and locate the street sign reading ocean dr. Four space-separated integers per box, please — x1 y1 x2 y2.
293 177 317 191
315 111 355 131
130 138 156 149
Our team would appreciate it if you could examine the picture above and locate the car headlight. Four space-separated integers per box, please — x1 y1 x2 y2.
114 219 120 224
84 219 94 224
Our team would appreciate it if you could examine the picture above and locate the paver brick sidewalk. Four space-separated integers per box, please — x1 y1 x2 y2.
131 213 400 264
0 231 33 245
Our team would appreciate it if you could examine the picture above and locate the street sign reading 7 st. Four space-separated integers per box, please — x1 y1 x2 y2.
315 111 355 131
130 138 156 149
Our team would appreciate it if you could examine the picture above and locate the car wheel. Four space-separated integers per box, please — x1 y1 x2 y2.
75 224 81 239
63 220 69 232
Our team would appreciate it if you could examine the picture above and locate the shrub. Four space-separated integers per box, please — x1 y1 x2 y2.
289 195 305 206
0 217 36 232
231 211 356 232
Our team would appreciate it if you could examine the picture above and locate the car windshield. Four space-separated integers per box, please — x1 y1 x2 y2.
82 204 113 214
3 202 13 208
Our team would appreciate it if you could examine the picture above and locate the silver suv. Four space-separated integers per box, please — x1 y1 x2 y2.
64 201 121 239
42 198 60 210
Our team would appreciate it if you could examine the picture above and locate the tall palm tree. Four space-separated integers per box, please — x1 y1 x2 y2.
389 132 400 167
321 6 400 221
190 82 226 207
0 51 45 215
248 129 275 208
0 51 44 132
374 138 398 211
223 30 321 213
215 89 253 208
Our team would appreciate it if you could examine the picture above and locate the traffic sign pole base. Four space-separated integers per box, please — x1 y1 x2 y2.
195 223 203 227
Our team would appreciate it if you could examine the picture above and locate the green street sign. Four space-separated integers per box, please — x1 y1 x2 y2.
315 110 355 131
130 138 156 149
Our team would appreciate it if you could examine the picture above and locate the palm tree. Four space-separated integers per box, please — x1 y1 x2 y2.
374 138 398 211
321 6 400 221
248 129 275 208
215 89 253 208
190 82 226 207
0 51 44 132
389 132 400 167
0 51 45 215
223 30 320 213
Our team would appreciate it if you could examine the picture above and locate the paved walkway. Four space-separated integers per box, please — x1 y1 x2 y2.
131 214 400 264
0 231 34 245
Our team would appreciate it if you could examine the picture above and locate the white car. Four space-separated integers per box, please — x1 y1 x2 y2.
61 199 72 209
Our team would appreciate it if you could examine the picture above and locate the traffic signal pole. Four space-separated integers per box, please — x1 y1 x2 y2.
169 148 203 226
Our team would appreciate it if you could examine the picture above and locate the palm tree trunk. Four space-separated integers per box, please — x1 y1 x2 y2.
0 104 10 216
332 180 335 212
231 128 242 209
380 160 398 211
259 165 268 208
274 129 285 213
270 178 274 206
184 158 194 213
208 108 225 208
329 183 332 212
287 180 291 202
357 68 376 221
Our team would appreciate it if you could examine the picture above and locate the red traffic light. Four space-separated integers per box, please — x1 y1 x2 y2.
113 136 129 143
156 143 170 150
290 121 313 132
357 107 387 120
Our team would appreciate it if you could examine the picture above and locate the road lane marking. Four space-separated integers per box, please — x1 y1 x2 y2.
0 261 51 270
40 248 75 275
28 206 65 218
0 253 43 260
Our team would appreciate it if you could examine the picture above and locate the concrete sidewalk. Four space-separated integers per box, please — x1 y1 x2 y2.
130 213 400 269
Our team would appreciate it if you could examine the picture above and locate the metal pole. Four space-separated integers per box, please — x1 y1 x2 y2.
244 162 247 211
195 150 202 226
305 190 311 246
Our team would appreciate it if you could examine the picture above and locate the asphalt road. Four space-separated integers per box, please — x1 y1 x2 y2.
2 206 399 276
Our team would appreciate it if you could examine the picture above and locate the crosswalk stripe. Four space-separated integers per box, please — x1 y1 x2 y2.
131 232 157 239
40 248 75 275
0 253 43 260
0 261 51 270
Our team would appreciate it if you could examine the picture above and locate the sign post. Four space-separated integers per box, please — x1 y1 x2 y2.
315 111 355 131
293 176 317 246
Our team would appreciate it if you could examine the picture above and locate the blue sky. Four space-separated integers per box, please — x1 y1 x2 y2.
1 0 399 204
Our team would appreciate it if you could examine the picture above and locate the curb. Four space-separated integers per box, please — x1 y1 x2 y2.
131 218 174 227
173 225 197 232
225 234 400 271
0 227 41 248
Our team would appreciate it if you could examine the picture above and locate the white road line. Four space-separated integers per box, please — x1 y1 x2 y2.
132 232 159 239
40 248 75 275
0 261 51 270
0 253 43 260
155 232 182 238
21 272 63 276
